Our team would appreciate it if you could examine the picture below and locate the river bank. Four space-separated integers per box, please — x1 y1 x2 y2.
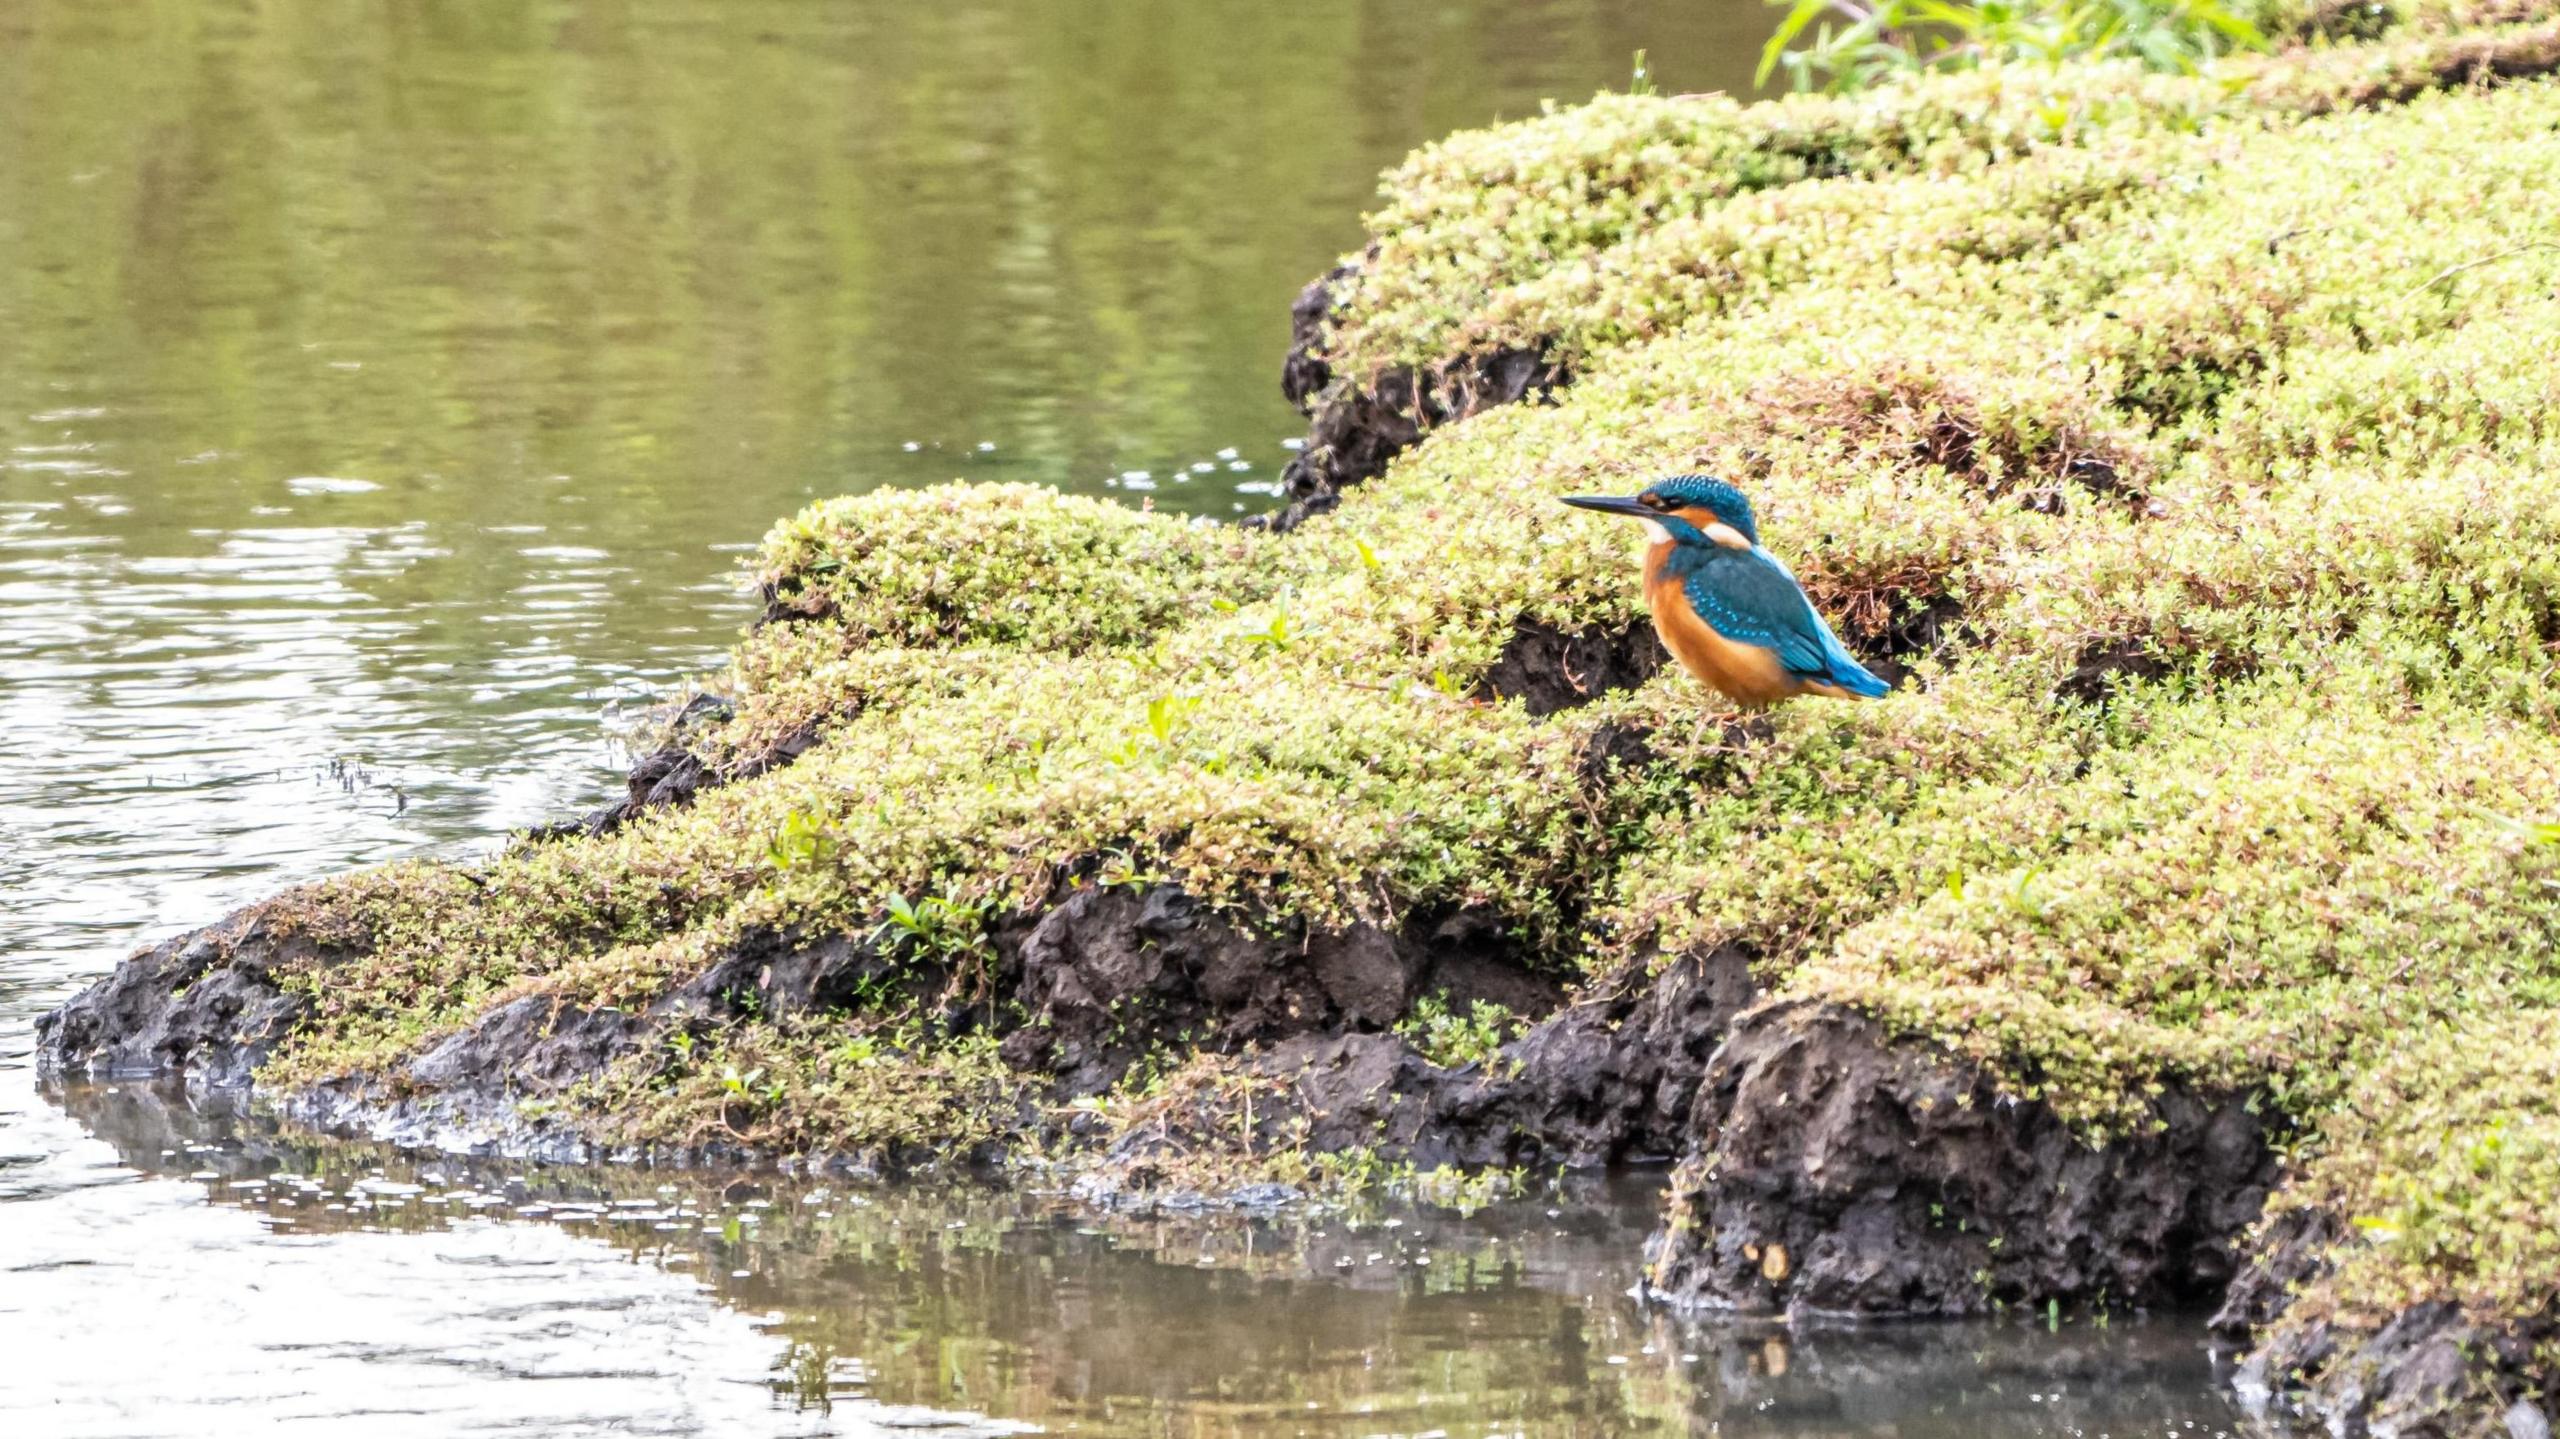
40 5 2560 1435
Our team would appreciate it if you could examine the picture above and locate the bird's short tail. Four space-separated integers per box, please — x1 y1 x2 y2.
1831 662 1892 698
1820 630 1893 698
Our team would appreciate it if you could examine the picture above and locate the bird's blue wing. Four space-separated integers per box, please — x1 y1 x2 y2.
1682 550 1865 684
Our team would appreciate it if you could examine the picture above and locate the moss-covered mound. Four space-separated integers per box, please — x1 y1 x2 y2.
1267 0 2560 520
37 5 2560 1433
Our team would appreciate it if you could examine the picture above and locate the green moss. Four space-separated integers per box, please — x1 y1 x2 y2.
579 1021 1025 1158
754 482 1286 653
239 10 2560 1367
1793 693 2560 1127
2276 1012 2560 1331
1307 14 2560 378
1320 73 2229 373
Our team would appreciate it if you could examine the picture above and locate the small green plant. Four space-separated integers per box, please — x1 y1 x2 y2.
1757 0 2266 94
1102 698 1195 768
721 1063 786 1106
766 803 835 872
1094 848 1159 888
1298 1152 1531 1216
2490 813 2560 847
879 889 988 959
877 888 998 1003
1239 603 1294 651
2000 864 2050 922
1400 1163 1528 1217
1396 994 1520 1072
1146 693 1199 745
832 972 895 1014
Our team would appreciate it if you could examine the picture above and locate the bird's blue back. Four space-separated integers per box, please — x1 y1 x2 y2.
1661 542 1890 697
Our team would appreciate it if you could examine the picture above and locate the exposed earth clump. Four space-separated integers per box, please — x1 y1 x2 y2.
37 907 336 1091
544 693 829 839
1474 614 1667 716
38 7 2560 1437
1644 1000 2278 1317
1263 264 1570 534
993 882 1569 1097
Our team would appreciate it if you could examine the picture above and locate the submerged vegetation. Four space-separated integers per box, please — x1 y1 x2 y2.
61 0 2560 1423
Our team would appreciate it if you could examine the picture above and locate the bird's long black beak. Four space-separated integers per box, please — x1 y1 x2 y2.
1561 494 1653 519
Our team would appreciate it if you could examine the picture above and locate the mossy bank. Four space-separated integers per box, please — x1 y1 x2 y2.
41 5 2560 1435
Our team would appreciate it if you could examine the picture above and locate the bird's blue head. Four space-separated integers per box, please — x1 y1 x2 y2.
1561 474 1759 549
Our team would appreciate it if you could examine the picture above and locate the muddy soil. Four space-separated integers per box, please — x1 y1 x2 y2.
1258 264 1568 533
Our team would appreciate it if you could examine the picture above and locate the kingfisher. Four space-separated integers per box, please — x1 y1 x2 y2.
1563 476 1890 708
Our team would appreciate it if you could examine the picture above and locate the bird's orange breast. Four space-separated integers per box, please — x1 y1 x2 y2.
1643 542 1800 709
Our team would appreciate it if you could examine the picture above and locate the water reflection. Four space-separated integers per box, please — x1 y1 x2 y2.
12 1082 2264 1439
5 1093 1024 1438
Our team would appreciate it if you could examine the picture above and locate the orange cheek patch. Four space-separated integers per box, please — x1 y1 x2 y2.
1670 507 1751 550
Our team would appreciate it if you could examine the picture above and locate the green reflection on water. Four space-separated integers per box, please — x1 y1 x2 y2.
0 0 1768 550
0 0 1771 876
56 1079 2251 1439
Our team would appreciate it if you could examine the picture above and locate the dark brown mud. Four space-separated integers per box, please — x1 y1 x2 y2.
33 906 338 1092
1643 999 2279 1318
1474 615 1668 716
1259 264 1568 533
995 883 1566 1099
2219 1208 2558 1439
1070 943 1763 1207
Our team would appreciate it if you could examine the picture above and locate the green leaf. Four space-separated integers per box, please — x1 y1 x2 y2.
2488 812 2560 846
1758 0 1838 87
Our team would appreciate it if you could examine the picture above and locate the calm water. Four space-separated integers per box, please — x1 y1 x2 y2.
0 2 2249 1433
14 1086 2258 1439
